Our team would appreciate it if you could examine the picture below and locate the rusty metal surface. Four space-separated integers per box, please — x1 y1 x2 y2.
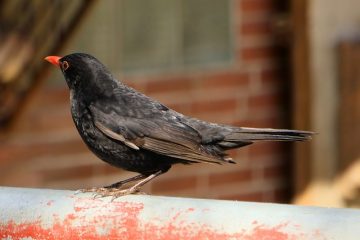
0 187 359 239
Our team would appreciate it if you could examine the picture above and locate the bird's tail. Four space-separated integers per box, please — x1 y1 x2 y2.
218 127 313 149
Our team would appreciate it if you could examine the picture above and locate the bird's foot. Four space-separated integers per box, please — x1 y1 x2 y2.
108 186 143 201
75 186 143 200
75 187 109 198
74 172 161 199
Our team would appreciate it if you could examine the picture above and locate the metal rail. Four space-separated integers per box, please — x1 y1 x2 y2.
0 187 359 239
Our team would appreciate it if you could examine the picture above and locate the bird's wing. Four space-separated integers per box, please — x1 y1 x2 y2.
89 103 223 164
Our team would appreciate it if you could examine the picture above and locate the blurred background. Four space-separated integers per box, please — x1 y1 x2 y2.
0 0 360 208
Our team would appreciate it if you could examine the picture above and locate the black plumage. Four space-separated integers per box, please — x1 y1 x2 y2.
45 53 313 197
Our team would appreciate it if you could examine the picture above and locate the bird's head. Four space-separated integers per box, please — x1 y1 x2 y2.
45 53 116 99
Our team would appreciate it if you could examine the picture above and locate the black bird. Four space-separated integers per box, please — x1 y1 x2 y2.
45 53 313 197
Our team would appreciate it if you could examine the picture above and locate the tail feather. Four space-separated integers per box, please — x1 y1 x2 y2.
225 127 314 142
202 126 313 164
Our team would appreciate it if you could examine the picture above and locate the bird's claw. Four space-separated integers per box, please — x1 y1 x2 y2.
109 187 141 201
75 186 143 200
74 189 83 195
76 187 105 194
75 187 110 199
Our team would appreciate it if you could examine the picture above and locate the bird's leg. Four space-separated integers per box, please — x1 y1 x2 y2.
76 174 146 195
104 174 147 188
108 170 164 200
78 170 164 199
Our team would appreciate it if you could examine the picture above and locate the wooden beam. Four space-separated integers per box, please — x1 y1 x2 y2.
290 0 312 194
338 41 360 170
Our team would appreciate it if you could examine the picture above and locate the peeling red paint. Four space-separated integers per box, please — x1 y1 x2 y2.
0 220 302 240
0 199 145 240
0 197 327 240
248 225 291 240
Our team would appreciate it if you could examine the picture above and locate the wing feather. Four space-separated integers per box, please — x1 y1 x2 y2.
94 121 139 150
89 103 223 164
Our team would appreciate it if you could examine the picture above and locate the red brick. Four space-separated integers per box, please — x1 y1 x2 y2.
225 149 240 159
167 102 192 115
248 141 287 157
222 192 263 202
240 0 275 13
201 72 249 89
103 164 125 175
232 148 249 161
209 169 252 186
241 21 272 35
261 68 280 80
234 116 283 129
123 80 146 92
28 113 73 132
246 107 285 124
190 112 238 126
13 90 73 134
249 92 281 109
261 68 283 87
145 77 192 94
0 139 88 166
241 46 275 60
191 98 237 114
151 176 197 193
35 87 68 106
41 164 95 182
12 115 73 135
264 163 288 179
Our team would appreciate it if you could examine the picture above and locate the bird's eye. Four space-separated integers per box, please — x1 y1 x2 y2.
61 61 69 71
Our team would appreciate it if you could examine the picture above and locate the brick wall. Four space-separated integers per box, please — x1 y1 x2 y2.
0 0 291 202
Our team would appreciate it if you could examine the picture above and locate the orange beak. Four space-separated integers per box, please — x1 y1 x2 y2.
44 56 62 67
